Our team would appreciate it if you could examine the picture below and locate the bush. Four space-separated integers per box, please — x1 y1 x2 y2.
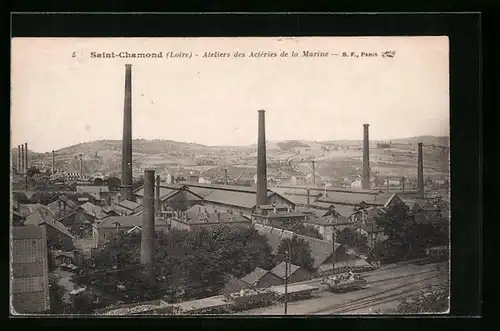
397 286 449 313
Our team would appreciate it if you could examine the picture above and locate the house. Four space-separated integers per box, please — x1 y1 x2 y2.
79 202 106 220
220 274 252 295
167 204 252 231
11 226 50 313
56 210 95 237
303 214 354 242
251 204 307 227
112 200 143 216
40 218 75 251
76 186 111 204
24 208 75 251
240 267 283 288
46 195 80 218
269 262 311 284
24 206 56 226
253 223 358 271
92 215 169 248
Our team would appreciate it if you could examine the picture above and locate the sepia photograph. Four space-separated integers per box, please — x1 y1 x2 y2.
10 36 450 316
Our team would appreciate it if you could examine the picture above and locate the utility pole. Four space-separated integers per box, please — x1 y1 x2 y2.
284 240 291 315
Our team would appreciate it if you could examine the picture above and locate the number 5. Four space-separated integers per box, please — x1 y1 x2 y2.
72 52 76 58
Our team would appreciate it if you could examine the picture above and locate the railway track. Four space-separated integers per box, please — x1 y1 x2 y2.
312 273 445 314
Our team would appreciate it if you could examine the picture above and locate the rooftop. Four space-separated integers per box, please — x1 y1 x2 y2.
270 262 300 279
76 185 110 194
96 215 166 229
254 223 340 268
240 267 270 286
118 200 141 211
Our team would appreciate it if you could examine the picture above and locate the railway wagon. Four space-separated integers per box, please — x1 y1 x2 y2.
322 273 367 293
270 284 319 301
225 288 276 310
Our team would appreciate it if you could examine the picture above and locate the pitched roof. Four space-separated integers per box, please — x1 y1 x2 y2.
24 207 57 226
221 274 251 295
240 267 270 286
118 200 142 211
316 192 395 206
270 262 300 279
58 195 79 210
183 205 251 224
11 226 50 313
254 223 340 268
134 184 184 198
79 202 105 218
18 203 46 216
180 183 294 209
40 218 75 240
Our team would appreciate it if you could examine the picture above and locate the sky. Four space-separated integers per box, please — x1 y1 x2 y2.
11 37 449 153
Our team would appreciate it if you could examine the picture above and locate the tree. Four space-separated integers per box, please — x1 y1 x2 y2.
275 236 314 271
49 278 69 314
336 228 369 254
275 220 323 240
373 204 446 263
93 178 104 186
73 226 276 307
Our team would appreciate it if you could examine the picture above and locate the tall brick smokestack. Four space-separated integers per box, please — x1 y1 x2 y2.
17 145 21 173
256 110 268 207
24 143 29 172
417 142 424 198
224 168 228 185
312 161 316 185
141 169 155 282
52 151 55 174
20 144 25 174
155 175 161 217
362 124 370 189
121 64 134 201
79 156 83 174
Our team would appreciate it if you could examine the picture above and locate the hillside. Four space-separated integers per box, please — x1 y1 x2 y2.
10 135 449 178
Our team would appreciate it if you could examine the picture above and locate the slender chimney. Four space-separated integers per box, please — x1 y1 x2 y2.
306 189 310 208
311 161 316 185
79 156 83 174
121 64 134 201
386 176 390 192
141 169 155 282
52 151 55 174
401 176 405 192
20 144 25 174
155 175 161 217
362 124 370 189
24 143 29 172
256 110 268 207
17 145 21 173
417 142 424 198
224 168 228 185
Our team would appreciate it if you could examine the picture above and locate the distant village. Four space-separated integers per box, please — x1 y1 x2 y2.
10 64 449 315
